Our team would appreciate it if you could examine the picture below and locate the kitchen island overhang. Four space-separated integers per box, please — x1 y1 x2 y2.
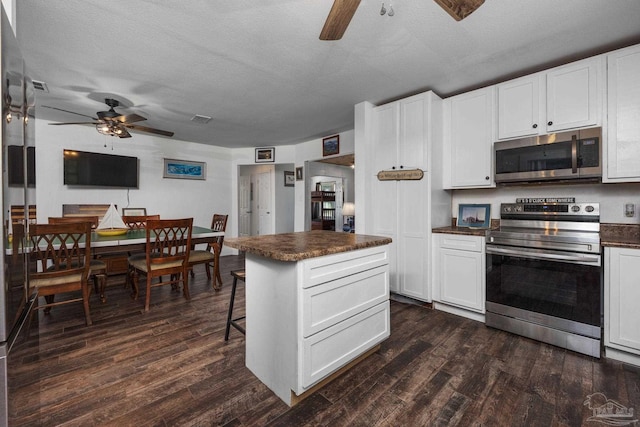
225 231 392 406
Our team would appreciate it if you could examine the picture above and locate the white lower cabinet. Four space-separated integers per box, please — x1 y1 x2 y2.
604 247 640 365
245 245 391 406
433 233 485 320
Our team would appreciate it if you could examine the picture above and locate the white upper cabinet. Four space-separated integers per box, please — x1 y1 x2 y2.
497 57 602 140
497 74 541 140
605 44 640 182
443 86 495 189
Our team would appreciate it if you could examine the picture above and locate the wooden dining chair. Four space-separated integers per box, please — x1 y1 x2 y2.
187 214 228 289
48 216 108 302
5 221 26 291
122 214 160 230
28 222 93 326
123 214 161 290
127 218 193 312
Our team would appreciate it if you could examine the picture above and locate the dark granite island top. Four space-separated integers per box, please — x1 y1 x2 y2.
224 230 392 262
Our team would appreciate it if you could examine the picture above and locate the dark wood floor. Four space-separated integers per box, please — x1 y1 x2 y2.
8 254 640 426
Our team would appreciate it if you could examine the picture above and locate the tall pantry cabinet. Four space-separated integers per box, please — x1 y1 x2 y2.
355 91 450 302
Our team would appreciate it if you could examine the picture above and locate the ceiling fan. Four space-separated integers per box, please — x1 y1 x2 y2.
44 98 174 138
319 0 485 40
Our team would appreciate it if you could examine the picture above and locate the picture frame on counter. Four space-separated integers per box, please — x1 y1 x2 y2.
255 147 275 163
457 204 491 228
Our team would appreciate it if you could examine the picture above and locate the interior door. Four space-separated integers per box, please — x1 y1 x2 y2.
257 171 273 235
238 175 251 237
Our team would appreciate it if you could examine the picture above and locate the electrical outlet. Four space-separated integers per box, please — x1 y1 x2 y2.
625 203 635 217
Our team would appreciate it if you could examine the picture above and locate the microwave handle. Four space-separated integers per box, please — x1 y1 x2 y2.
571 134 578 173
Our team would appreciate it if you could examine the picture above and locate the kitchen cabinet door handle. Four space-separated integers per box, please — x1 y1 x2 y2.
547 121 553 126
532 124 538 129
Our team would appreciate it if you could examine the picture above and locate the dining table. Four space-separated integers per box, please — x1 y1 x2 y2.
5 225 224 301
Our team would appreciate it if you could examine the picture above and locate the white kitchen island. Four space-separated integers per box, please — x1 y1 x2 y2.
225 231 391 406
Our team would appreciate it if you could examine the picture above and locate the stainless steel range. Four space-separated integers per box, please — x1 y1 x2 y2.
485 201 602 357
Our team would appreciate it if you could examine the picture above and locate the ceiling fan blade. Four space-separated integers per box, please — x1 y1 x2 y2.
49 121 100 125
41 105 98 120
115 113 147 124
434 0 485 21
125 124 174 137
319 0 361 41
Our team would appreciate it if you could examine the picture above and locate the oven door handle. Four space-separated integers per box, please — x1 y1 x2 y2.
486 245 601 264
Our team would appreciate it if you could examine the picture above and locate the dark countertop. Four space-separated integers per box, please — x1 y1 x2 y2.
433 221 640 248
432 219 500 237
601 223 640 249
225 230 392 262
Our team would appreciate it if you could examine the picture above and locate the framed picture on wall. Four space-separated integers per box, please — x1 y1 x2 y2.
284 171 295 187
322 135 339 157
295 166 303 181
255 147 275 163
163 158 206 180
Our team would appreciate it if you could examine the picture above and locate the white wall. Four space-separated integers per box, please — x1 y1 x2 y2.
452 182 640 224
35 119 234 249
274 163 295 233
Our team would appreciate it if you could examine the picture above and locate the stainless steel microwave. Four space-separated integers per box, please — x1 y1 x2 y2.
494 127 601 184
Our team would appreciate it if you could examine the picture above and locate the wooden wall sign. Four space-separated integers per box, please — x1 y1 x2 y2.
377 169 424 181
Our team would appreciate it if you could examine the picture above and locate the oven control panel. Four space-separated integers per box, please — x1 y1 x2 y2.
500 202 599 217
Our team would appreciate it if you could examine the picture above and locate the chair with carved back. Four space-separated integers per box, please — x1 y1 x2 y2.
123 215 160 289
4 221 26 293
28 222 93 326
127 218 193 312
187 214 228 289
122 214 160 230
48 216 108 303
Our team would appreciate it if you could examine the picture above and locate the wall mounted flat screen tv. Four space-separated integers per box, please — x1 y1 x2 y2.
63 149 139 188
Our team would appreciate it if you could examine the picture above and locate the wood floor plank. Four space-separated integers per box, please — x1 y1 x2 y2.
8 254 640 426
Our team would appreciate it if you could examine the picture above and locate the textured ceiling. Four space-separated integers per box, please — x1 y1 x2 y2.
15 0 640 148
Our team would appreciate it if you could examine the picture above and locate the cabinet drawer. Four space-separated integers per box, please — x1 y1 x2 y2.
300 245 389 289
439 234 484 252
299 300 390 390
301 265 389 337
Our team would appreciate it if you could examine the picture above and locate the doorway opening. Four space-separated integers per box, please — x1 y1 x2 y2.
238 163 295 236
305 156 355 232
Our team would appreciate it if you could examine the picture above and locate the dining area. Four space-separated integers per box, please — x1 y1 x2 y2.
5 205 229 327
